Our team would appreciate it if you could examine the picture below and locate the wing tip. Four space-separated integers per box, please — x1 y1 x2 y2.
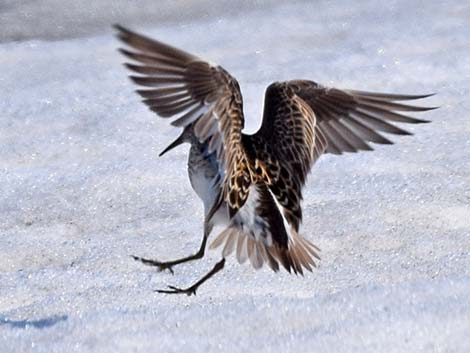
415 105 440 112
407 117 432 124
117 47 133 58
350 89 437 101
401 92 437 101
414 92 437 101
123 63 143 74
424 92 437 99
113 23 132 35
129 75 140 84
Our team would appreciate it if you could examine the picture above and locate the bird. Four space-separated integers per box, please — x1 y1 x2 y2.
114 24 436 295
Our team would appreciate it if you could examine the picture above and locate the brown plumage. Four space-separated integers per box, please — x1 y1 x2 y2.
115 25 436 294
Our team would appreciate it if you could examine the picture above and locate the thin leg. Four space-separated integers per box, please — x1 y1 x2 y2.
156 258 225 296
132 222 212 274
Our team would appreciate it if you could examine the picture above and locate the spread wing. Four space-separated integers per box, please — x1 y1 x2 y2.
115 25 252 217
289 80 436 155
247 80 435 231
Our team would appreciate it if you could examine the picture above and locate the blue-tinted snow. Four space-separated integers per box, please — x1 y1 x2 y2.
1 1 469 352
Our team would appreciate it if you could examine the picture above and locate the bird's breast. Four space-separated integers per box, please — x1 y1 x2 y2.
188 143 222 215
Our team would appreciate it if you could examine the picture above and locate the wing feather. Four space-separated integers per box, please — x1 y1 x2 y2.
243 80 434 265
115 25 252 217
286 80 436 156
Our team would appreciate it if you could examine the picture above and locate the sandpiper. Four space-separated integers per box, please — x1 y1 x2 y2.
115 25 436 295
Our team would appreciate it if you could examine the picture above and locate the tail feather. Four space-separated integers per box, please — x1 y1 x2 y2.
236 233 248 264
210 226 320 273
210 182 321 273
222 229 237 257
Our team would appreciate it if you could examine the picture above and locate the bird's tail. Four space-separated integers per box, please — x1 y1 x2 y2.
210 183 321 274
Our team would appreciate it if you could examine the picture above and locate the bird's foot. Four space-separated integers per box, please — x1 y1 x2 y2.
131 255 175 274
155 258 225 296
155 285 197 296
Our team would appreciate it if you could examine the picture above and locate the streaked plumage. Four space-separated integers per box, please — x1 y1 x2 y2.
115 25 436 295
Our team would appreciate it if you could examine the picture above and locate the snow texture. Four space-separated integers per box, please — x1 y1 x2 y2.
1 0 470 352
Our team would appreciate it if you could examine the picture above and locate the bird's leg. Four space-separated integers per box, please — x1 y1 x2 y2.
156 258 225 296
132 222 212 274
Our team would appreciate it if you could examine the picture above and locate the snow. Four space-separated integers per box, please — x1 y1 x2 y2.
1 0 470 352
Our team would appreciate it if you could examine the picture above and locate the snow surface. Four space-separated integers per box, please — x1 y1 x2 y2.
1 1 470 352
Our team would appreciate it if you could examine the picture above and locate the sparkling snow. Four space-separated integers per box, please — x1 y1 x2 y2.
1 1 469 352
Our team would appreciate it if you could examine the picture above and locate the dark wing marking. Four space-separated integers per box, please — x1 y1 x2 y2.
115 25 252 217
247 80 435 233
287 80 436 155
245 82 326 232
